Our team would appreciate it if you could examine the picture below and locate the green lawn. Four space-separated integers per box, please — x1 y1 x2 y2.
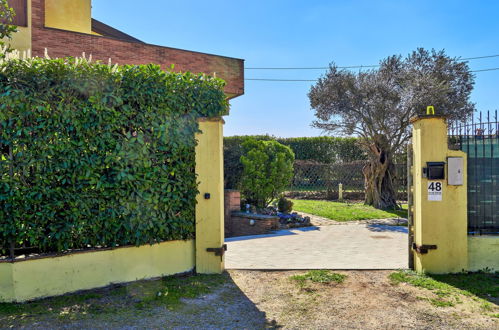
291 199 408 221
390 270 498 313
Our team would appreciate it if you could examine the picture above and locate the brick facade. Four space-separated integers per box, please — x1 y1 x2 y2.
29 0 244 97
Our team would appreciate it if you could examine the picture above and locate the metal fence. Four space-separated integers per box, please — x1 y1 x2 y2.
448 110 499 235
286 160 407 200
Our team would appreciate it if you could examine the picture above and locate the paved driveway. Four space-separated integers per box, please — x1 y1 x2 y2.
225 223 408 269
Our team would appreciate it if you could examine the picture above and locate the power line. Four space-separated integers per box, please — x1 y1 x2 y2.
245 78 317 82
245 65 377 70
245 54 499 70
461 54 499 60
471 67 499 72
244 66 499 82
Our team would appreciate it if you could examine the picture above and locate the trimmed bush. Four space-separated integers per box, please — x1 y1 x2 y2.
0 56 228 256
224 135 365 189
240 139 294 208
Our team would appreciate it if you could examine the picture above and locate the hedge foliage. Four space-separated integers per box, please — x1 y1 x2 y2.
0 56 228 255
224 135 366 189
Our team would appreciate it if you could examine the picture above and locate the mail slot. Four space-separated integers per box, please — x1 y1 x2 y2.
423 162 445 180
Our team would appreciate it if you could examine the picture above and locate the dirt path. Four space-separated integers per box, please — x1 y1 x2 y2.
229 270 497 329
2 270 497 329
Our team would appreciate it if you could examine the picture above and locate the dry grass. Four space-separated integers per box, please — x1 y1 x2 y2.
1 270 497 329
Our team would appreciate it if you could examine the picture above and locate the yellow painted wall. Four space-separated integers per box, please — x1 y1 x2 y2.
45 0 92 34
195 118 225 274
0 240 195 302
4 0 31 52
412 117 468 273
0 263 14 301
468 236 499 272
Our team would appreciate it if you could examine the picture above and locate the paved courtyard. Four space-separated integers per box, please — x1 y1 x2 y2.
225 222 409 269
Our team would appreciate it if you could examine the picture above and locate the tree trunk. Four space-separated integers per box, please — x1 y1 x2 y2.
362 135 398 209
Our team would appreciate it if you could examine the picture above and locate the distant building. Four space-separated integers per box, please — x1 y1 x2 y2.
6 0 244 98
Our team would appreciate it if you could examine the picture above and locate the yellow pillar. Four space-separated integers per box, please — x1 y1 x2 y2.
195 118 225 273
411 116 468 273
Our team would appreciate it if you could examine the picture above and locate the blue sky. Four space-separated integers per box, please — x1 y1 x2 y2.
92 0 499 137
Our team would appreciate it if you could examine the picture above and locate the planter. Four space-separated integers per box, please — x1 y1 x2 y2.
226 212 280 237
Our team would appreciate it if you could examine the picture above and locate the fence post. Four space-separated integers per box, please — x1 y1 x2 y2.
338 183 344 202
195 118 225 274
411 115 468 273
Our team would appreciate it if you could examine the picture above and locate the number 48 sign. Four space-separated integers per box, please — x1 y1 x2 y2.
428 181 443 201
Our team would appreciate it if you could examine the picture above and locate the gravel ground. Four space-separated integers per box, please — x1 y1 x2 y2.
4 270 497 329
297 211 408 227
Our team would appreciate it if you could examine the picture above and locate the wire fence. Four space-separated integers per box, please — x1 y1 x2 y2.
285 160 407 200
448 110 499 235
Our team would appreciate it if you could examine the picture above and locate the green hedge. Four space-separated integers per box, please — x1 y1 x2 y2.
0 57 228 255
224 135 365 189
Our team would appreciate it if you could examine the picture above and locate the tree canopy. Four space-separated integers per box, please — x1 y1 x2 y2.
309 48 475 208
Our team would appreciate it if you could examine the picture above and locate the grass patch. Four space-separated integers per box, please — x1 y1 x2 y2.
136 274 226 309
390 270 499 311
291 199 407 221
290 270 347 287
0 273 227 324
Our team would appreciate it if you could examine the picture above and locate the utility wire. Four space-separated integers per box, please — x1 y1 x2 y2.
471 67 499 72
245 78 318 81
244 67 499 82
245 54 499 70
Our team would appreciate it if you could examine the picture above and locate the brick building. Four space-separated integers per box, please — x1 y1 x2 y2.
7 0 244 98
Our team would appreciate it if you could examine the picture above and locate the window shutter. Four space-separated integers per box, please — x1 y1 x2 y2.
7 0 28 27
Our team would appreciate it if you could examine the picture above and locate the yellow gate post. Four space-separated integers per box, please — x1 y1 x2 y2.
195 118 225 274
411 115 468 273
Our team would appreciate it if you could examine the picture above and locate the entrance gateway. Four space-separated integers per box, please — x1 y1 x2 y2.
407 111 499 273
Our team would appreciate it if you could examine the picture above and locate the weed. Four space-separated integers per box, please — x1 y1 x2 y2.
290 270 347 287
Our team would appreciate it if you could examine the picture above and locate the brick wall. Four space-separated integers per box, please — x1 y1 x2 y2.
227 212 280 238
224 190 241 236
30 0 244 97
224 190 280 237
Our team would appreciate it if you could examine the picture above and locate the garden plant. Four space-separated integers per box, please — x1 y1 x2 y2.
239 139 294 209
0 54 228 257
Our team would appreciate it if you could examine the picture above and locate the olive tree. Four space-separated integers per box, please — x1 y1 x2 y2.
309 48 475 209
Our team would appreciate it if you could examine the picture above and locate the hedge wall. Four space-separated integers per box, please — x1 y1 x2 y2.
0 57 228 256
224 135 366 189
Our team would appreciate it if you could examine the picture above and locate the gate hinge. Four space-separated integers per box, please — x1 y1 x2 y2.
206 244 227 258
412 243 437 254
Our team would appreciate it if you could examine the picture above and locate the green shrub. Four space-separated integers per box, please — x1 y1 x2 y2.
0 56 228 255
277 196 293 213
223 135 274 189
240 139 294 208
223 135 366 189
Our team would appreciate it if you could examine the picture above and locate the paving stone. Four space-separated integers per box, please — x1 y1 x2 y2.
225 223 408 270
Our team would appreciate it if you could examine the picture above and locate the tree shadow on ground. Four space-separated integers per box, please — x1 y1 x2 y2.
0 272 282 329
366 224 408 233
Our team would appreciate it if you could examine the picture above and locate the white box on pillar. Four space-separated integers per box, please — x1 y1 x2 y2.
448 157 464 186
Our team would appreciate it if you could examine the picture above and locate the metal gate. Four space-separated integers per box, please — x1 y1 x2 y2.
448 111 499 235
